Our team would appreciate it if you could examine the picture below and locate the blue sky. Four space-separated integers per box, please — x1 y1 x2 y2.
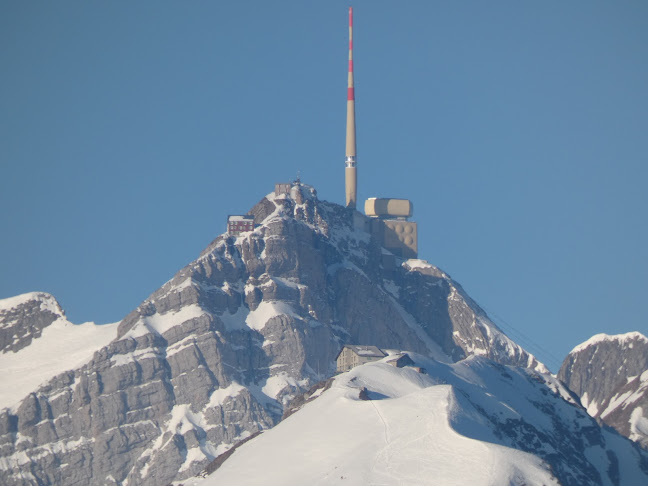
1 1 647 371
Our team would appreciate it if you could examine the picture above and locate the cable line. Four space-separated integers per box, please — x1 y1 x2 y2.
480 305 564 373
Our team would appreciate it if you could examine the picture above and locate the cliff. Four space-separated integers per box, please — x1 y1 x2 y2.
559 332 648 449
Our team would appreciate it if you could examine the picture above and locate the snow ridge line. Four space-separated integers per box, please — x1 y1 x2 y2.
570 332 648 355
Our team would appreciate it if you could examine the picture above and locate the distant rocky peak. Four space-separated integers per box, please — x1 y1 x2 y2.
0 292 64 316
559 332 648 397
558 331 648 449
0 292 66 353
570 332 648 355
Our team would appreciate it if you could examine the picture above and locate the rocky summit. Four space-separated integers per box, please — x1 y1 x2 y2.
0 293 65 354
0 185 579 485
559 332 648 449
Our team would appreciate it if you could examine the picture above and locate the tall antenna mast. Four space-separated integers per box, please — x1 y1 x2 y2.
345 6 357 209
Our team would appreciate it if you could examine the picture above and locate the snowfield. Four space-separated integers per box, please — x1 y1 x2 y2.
184 355 648 486
0 317 118 411
185 361 555 486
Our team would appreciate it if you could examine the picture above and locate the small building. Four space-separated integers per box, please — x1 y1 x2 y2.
336 345 386 373
385 353 414 368
275 183 292 196
227 215 255 236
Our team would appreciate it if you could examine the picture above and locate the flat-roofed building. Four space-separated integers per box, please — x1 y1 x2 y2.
364 197 418 259
227 215 255 236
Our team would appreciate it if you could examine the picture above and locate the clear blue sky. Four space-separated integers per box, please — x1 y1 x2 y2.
2 1 647 371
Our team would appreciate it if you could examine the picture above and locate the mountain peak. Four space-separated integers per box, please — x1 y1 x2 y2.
0 291 64 317
0 291 66 354
0 184 552 485
559 331 648 449
570 331 648 355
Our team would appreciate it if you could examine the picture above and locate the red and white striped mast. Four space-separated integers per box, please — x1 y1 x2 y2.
345 6 357 209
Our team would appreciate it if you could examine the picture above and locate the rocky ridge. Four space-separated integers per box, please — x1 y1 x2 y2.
0 292 65 354
1 185 546 485
558 332 648 449
0 293 118 414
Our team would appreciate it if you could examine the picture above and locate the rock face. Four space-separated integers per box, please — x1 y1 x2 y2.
0 293 64 353
0 185 545 485
558 332 648 449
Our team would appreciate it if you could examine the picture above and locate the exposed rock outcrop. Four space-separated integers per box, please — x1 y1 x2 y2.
559 332 648 449
0 293 64 353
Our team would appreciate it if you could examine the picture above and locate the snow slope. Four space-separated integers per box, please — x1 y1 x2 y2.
0 317 118 410
187 356 648 486
187 365 552 486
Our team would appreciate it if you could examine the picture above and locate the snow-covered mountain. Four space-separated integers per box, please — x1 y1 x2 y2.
0 184 634 485
187 354 648 486
1 292 67 353
0 293 118 411
558 332 648 449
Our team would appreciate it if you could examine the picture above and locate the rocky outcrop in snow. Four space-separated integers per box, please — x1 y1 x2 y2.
559 332 648 449
0 185 546 485
0 292 65 353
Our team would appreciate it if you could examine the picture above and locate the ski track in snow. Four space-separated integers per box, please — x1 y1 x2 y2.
186 361 560 486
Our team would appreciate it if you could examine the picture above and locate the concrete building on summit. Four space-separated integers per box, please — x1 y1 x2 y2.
365 198 418 259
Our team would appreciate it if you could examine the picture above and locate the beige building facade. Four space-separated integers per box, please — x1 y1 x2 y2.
369 218 418 259
336 345 386 373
